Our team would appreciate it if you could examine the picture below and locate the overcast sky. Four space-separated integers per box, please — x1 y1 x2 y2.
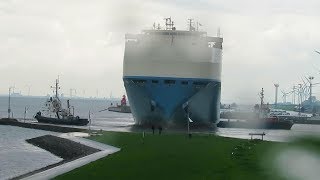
1 0 320 104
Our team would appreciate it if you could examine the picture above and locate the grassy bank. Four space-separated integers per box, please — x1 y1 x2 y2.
54 131 295 180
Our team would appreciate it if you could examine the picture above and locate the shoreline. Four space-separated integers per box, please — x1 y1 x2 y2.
13 135 100 179
0 122 120 180
0 119 86 133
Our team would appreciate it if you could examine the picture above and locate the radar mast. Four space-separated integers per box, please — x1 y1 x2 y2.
164 17 175 30
51 77 60 99
188 19 195 31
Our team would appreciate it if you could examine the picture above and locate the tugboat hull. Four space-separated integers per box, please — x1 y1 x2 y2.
108 106 131 113
35 114 89 126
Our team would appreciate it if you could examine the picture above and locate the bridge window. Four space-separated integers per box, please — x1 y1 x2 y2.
164 80 176 85
193 81 208 86
132 79 146 85
152 80 159 84
193 81 208 88
181 81 188 85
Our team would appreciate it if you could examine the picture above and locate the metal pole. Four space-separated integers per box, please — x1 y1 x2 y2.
274 84 279 107
8 87 11 119
187 113 190 135
298 84 302 116
88 110 91 134
275 86 278 105
309 76 314 112
24 107 26 122
56 79 58 98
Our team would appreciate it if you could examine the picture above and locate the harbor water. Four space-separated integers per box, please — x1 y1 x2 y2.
1 96 320 140
0 96 135 132
1 96 320 179
0 125 62 179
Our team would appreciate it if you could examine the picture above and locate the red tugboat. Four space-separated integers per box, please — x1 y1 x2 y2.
108 95 131 113
217 88 294 130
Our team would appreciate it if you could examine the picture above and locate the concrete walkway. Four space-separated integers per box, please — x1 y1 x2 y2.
22 133 120 180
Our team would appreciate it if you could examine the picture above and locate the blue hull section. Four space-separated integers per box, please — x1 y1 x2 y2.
123 76 221 126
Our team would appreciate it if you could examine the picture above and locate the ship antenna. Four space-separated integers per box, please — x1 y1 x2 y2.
257 88 265 117
51 76 60 99
217 27 221 37
56 80 58 98
188 18 195 31
260 88 264 106
164 17 174 30
196 21 203 31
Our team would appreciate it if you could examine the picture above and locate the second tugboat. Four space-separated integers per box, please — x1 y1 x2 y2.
217 88 294 130
34 78 89 126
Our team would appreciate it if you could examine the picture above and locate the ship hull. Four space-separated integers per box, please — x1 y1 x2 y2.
35 115 89 126
108 106 131 113
123 28 223 127
124 76 221 126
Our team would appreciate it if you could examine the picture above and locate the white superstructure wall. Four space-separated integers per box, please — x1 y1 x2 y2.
123 31 222 81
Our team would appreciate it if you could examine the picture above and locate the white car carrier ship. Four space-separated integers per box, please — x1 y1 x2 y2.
123 18 223 126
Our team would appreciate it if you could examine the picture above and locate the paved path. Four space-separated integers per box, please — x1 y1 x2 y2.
22 133 120 180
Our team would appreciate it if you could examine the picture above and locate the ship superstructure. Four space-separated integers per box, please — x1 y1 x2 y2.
123 18 223 126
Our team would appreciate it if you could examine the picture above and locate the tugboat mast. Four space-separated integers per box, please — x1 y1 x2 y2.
50 77 61 119
51 77 60 99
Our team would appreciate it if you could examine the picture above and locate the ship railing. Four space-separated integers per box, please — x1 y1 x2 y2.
207 36 223 43
125 34 141 41
126 32 223 42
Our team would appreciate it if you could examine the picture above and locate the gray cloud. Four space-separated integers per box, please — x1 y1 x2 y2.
1 0 320 103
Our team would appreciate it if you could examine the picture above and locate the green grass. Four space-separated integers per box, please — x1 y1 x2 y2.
54 131 293 180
